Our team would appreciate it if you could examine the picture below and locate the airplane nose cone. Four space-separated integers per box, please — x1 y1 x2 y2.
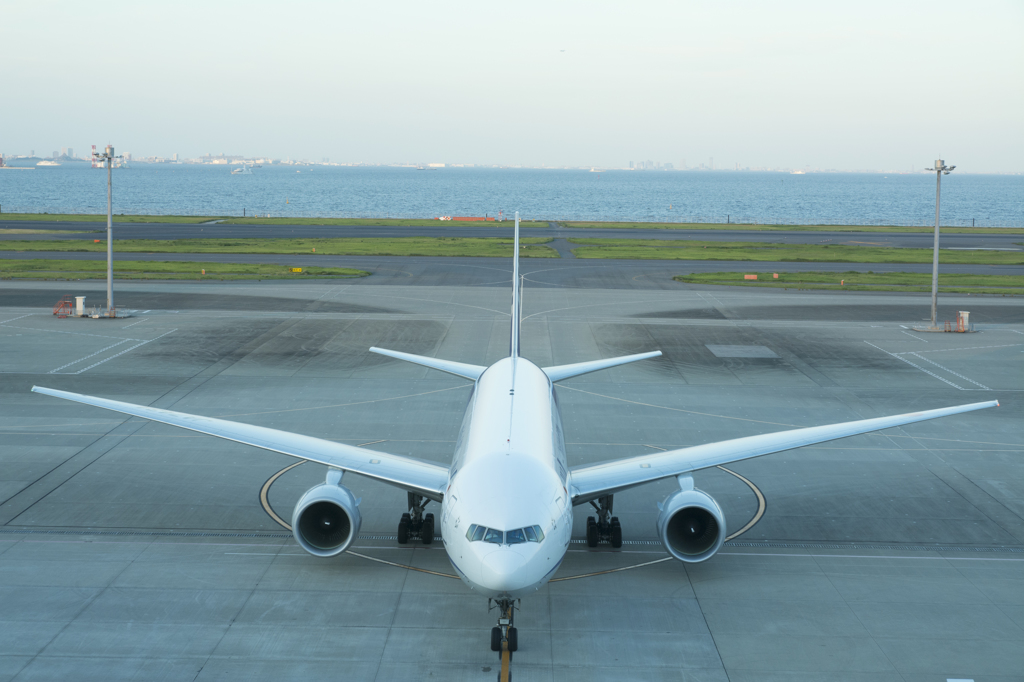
479 549 527 592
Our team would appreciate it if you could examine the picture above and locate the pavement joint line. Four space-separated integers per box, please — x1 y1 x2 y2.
47 339 132 373
909 352 991 389
71 328 177 374
864 340 964 389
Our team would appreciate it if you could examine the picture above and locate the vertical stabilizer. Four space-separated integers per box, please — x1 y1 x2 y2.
510 212 521 357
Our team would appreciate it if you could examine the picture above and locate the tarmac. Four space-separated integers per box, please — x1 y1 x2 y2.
1 268 1022 681
2 219 1023 249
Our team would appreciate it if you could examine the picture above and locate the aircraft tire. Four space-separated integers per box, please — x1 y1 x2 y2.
586 521 599 547
397 513 410 544
507 627 518 652
422 518 434 545
490 626 501 651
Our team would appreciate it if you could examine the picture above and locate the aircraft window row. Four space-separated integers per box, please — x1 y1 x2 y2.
465 524 545 544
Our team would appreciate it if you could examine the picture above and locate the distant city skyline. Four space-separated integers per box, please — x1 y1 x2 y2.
3 0 1020 173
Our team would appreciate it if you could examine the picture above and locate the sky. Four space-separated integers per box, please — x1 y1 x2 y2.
3 0 1022 171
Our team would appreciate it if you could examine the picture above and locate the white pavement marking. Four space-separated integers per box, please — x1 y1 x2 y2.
909 352 991 390
864 341 964 389
0 313 34 324
899 330 927 342
5 325 129 340
48 339 132 373
900 343 1023 355
72 329 177 374
121 318 148 328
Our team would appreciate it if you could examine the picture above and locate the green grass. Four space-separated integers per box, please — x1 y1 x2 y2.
0 237 559 258
560 221 1024 234
673 271 1024 295
0 259 369 280
567 238 1023 265
0 212 548 228
218 217 550 227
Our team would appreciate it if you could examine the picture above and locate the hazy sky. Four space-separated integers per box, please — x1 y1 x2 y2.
3 0 1022 171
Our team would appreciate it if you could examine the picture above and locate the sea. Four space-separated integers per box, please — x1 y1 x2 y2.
1 162 1021 227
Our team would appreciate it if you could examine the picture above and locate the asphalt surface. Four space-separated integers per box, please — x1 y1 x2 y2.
3 250 1021 283
2 219 1023 249
1 275 1022 680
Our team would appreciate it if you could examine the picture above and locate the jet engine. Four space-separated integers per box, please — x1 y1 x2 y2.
292 481 361 557
657 486 726 563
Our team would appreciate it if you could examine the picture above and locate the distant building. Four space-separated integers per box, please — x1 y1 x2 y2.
52 151 59 158
664 162 674 170
428 163 445 167
172 153 178 161
629 161 634 169
68 148 73 158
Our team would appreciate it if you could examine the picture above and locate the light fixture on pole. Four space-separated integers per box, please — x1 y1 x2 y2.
924 158 954 329
91 144 121 317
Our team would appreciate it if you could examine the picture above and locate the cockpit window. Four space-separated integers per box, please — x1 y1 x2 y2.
505 528 526 545
465 524 545 545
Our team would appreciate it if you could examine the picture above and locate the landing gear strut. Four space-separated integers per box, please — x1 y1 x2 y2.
489 597 518 679
396 493 434 545
586 495 622 548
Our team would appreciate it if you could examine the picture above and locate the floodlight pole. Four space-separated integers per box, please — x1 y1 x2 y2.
93 145 118 315
926 159 955 328
105 147 113 311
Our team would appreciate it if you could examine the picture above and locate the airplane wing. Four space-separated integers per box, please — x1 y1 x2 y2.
568 400 999 505
369 347 486 380
543 351 662 382
32 386 449 501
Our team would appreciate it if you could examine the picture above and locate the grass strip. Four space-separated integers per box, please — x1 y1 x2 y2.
0 237 559 258
567 238 1023 265
0 259 369 281
673 271 1024 295
561 221 1024 235
0 213 548 227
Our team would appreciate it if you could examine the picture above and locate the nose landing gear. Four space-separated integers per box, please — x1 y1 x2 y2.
489 598 518 681
396 493 434 545
586 495 622 548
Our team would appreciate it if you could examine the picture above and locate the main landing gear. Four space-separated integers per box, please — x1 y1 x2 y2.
489 598 518 679
586 495 622 548
396 492 434 545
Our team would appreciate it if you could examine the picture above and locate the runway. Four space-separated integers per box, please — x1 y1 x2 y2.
1 275 1022 680
2 218 1023 249
2 251 1022 290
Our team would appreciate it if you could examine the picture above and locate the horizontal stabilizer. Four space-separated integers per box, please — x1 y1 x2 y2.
568 399 999 504
543 351 662 382
31 386 449 500
369 347 486 380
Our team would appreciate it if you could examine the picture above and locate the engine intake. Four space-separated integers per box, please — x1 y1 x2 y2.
292 482 361 557
657 487 726 562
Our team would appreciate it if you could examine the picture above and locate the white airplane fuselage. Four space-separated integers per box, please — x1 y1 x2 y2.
440 356 573 598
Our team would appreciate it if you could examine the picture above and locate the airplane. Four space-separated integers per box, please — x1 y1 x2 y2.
32 212 998 658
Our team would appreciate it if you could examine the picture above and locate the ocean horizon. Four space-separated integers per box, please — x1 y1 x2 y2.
1 164 1021 227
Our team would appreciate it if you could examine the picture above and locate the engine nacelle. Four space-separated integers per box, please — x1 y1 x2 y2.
292 482 361 557
657 487 726 562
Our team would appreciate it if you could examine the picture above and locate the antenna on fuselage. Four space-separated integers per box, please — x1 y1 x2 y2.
510 211 521 358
